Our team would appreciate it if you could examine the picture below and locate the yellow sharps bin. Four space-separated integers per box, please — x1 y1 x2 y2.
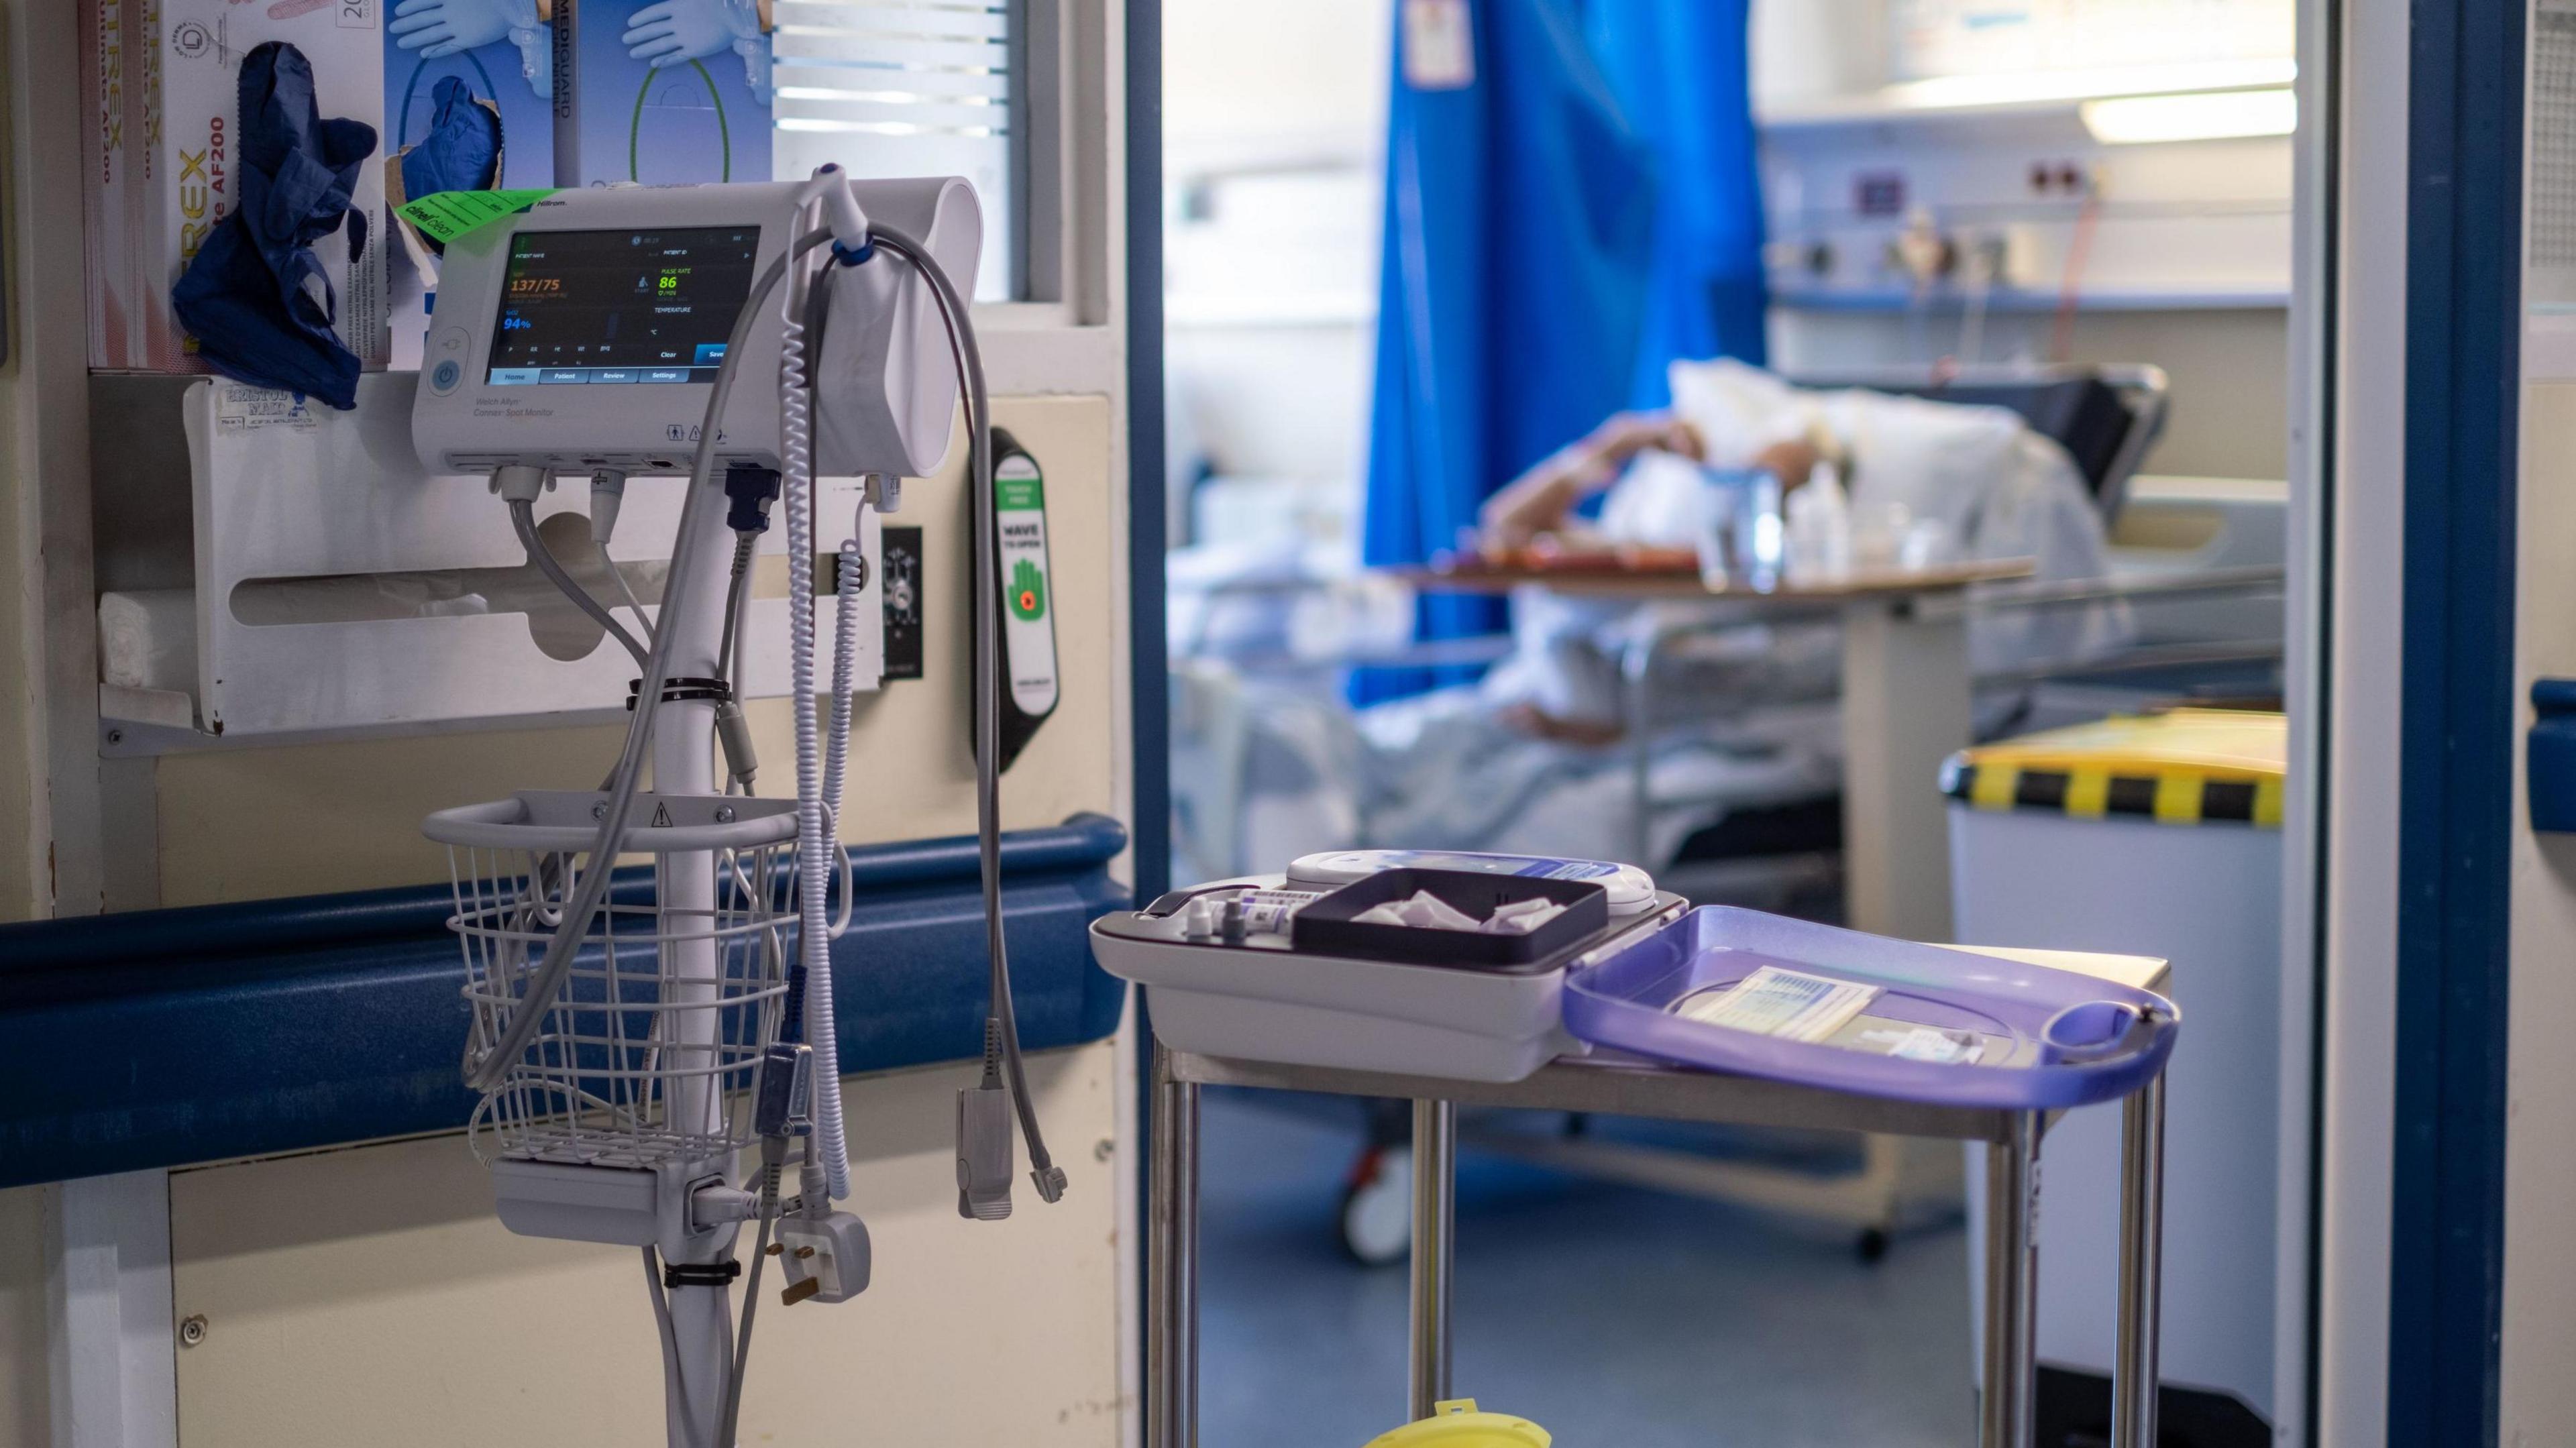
1364 1400 1550 1448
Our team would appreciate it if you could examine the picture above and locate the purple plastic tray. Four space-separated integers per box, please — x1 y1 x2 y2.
1562 907 2179 1109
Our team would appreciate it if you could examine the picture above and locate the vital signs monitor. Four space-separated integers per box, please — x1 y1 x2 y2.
415 176 980 479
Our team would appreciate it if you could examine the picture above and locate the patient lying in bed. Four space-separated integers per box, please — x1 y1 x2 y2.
1471 357 2126 742
1171 359 2129 881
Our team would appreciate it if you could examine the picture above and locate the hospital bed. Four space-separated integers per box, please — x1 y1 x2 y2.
1169 364 2286 895
1165 364 2283 1260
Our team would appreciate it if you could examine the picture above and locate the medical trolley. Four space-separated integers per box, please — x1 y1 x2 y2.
1096 855 2177 1448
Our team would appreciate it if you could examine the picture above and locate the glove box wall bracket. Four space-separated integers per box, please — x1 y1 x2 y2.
89 373 883 754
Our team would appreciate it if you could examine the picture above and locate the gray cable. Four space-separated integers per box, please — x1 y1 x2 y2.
511 498 650 667
609 557 659 647
712 533 763 795
715 531 758 687
871 225 1064 1196
717 1144 784 1448
642 1247 702 1448
466 227 834 1095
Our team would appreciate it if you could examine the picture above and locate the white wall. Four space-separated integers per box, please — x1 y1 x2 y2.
0 0 102 922
1772 308 2291 481
2503 381 2576 1445
1162 0 1390 541
1163 0 1391 166
1750 0 2297 103
1751 0 1888 110
2501 7 2576 1435
159 1049 1122 1448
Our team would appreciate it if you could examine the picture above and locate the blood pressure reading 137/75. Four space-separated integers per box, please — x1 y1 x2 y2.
486 227 759 386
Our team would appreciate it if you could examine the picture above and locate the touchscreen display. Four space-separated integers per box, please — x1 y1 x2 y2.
485 226 759 384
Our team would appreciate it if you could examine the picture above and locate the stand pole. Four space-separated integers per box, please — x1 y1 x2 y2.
1408 1099 1458 1420
1979 1111 2041 1448
2114 1074 2168 1448
1147 1047 1200 1448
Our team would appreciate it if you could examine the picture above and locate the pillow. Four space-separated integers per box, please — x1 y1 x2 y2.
1667 357 1821 465
1817 387 2028 539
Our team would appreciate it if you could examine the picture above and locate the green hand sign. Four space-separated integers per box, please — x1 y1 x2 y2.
1009 559 1047 621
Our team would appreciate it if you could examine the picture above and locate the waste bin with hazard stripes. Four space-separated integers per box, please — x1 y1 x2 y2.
1945 710 2284 1446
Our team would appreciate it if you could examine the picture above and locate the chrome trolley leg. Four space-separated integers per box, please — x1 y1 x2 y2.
2114 1073 2167 1448
1408 1098 1458 1420
1148 1046 1200 1448
1980 1110 2041 1448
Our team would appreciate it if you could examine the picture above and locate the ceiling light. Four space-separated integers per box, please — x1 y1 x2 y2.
2080 88 2298 145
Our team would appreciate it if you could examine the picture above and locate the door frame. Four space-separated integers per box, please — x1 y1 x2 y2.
2307 1 2525 1444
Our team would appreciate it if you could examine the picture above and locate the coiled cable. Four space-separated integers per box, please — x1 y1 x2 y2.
777 191 854 1203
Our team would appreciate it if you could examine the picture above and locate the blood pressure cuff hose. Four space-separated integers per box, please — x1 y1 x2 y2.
170 42 378 410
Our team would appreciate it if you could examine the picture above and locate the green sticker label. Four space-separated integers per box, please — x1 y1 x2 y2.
996 457 1045 512
396 188 560 245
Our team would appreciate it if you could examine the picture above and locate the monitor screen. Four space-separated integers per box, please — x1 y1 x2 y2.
484 225 761 385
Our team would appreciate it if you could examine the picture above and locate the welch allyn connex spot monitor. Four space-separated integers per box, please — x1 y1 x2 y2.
415 178 979 479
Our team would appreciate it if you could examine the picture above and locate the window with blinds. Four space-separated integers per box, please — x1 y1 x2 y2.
2534 1 2576 291
771 1 1022 300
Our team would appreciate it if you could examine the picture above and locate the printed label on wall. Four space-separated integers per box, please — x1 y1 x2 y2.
213 382 319 433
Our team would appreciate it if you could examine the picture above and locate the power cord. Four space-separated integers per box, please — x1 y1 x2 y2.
607 557 659 647
642 1246 702 1448
716 1137 786 1448
506 491 651 668
715 531 757 692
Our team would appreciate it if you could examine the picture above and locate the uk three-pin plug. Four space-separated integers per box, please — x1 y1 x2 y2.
774 1211 869 1306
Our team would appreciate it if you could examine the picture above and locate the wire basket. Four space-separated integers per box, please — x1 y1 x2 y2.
424 790 829 1170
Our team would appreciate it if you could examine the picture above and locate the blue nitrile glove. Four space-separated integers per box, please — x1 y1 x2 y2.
398 76 503 221
736 33 773 105
170 42 378 409
511 20 553 100
625 0 762 67
390 0 538 58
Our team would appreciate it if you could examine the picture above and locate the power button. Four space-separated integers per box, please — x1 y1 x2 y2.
429 359 462 394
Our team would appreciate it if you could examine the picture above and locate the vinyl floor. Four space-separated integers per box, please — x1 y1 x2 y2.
1196 1089 1976 1448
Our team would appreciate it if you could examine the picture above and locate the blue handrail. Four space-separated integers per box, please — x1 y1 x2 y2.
0 814 1130 1188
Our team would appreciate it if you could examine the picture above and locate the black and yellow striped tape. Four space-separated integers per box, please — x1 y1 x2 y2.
1941 759 2283 827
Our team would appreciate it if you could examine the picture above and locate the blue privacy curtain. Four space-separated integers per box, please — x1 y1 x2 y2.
1583 0 1768 406
1356 0 1764 702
